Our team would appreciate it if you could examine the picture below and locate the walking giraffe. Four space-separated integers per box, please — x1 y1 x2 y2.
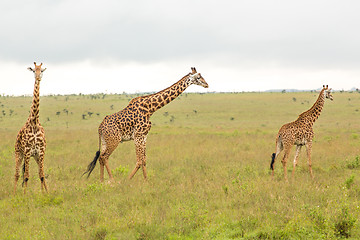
14 62 48 193
270 85 333 181
83 67 208 181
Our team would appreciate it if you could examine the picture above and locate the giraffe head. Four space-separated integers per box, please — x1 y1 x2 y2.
28 62 46 81
188 67 208 88
323 85 333 101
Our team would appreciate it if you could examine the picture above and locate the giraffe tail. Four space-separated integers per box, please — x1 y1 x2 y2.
83 150 100 178
270 153 276 170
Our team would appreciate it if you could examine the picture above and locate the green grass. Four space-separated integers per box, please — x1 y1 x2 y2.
0 91 359 239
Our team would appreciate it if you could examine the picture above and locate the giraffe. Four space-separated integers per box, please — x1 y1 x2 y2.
14 62 48 194
83 67 208 181
270 85 333 181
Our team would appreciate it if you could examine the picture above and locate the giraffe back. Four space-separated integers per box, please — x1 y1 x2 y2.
99 98 151 146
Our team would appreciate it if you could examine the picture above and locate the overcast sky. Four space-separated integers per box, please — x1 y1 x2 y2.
1 0 359 95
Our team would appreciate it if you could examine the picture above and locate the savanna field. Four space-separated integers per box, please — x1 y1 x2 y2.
0 92 359 239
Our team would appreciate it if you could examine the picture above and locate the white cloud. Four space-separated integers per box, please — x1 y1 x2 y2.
0 0 359 94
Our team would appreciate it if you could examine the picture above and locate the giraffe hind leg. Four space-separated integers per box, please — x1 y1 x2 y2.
14 151 23 194
99 134 116 182
271 136 283 176
281 145 291 182
21 162 25 186
292 145 302 180
98 149 115 182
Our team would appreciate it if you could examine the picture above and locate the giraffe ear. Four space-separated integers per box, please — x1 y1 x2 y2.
41 68 47 72
28 67 34 72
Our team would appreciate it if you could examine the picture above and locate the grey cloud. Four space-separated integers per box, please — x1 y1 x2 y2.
1 0 360 70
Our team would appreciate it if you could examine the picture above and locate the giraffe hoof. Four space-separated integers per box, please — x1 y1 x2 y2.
107 179 115 184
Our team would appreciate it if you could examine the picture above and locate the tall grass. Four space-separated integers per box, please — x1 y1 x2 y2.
0 92 359 239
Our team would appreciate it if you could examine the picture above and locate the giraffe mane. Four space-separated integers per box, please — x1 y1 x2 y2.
128 73 191 103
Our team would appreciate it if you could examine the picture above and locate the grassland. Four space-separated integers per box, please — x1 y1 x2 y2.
0 91 359 239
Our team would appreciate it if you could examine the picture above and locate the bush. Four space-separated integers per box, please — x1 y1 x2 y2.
346 156 360 169
333 207 356 238
344 175 355 189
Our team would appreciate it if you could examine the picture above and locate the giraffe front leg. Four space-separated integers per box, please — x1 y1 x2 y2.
305 141 314 179
129 135 147 180
292 145 302 180
141 136 148 179
14 150 23 194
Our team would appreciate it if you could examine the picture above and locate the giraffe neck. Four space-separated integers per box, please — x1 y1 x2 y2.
297 89 325 125
29 79 41 126
142 74 191 115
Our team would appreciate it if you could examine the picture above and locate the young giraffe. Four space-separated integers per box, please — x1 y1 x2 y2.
83 67 208 181
270 85 333 181
14 62 48 194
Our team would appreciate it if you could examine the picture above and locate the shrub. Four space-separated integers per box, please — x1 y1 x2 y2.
344 175 355 189
346 156 359 169
93 227 107 240
333 207 356 238
113 165 129 177
36 194 64 207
